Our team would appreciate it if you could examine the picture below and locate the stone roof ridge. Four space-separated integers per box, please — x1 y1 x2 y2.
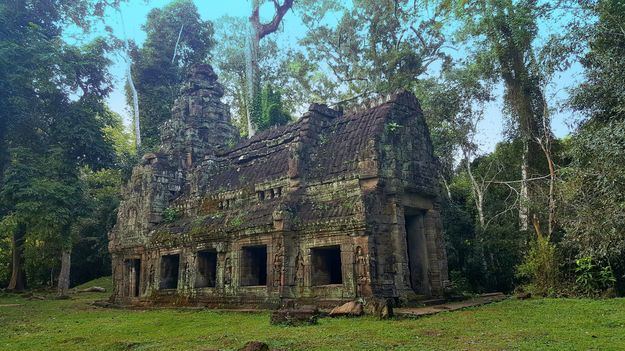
341 89 421 117
186 63 218 81
305 102 342 119
384 89 421 111
180 63 224 98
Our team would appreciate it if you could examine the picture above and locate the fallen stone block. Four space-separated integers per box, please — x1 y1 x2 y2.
270 307 319 326
516 292 531 300
363 298 394 319
239 341 269 351
79 286 106 293
329 300 363 317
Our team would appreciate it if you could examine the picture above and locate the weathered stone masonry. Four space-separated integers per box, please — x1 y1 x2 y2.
108 64 450 307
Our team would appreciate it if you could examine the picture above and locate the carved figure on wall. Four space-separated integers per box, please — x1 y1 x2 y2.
355 246 369 283
224 257 232 286
368 246 377 280
147 260 155 291
294 250 304 287
272 242 284 287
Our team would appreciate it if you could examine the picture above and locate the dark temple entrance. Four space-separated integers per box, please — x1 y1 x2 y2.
160 254 180 290
404 208 430 295
195 250 217 288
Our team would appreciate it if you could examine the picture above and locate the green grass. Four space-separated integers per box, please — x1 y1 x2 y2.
72 276 113 292
1 279 624 351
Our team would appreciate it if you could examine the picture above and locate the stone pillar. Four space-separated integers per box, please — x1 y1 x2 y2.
423 209 448 296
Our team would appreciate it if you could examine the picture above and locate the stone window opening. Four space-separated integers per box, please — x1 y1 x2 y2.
257 191 265 201
269 189 275 199
219 198 234 210
240 245 267 286
195 250 217 288
159 254 180 290
311 246 343 285
275 187 282 198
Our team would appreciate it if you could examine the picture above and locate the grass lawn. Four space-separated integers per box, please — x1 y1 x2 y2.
1 278 624 351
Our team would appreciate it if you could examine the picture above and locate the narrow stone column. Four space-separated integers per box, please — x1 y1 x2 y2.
423 210 448 295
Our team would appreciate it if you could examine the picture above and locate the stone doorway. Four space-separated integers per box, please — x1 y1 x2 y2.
404 208 430 295
195 250 217 288
159 254 180 290
125 258 141 297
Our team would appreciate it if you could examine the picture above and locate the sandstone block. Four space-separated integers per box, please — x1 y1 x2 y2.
329 301 363 317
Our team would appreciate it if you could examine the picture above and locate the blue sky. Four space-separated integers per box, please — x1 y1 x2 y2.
90 0 580 154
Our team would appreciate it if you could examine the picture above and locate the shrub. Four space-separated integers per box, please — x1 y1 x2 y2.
162 207 181 223
517 236 559 296
574 256 616 296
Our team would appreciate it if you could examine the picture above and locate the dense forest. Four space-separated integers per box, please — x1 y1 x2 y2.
1 0 624 299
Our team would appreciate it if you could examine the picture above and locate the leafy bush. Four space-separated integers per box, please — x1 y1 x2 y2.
574 257 616 296
0 235 10 287
162 207 181 223
517 236 560 296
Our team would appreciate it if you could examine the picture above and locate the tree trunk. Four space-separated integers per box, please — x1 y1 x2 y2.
57 248 71 297
519 139 530 231
246 0 294 138
466 158 486 230
128 65 141 149
7 223 26 291
119 9 141 148
246 19 260 138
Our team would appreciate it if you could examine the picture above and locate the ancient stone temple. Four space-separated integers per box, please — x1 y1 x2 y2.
108 64 449 308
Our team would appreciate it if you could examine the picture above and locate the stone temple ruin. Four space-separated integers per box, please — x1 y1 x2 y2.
108 64 449 308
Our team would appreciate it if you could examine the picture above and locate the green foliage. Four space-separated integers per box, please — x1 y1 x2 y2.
443 140 527 293
415 65 493 180
561 0 625 293
298 0 448 100
212 16 303 137
229 214 244 228
570 0 625 123
517 236 559 296
162 207 182 223
574 257 616 296
256 84 292 131
385 122 402 134
0 222 12 286
130 0 215 150
559 121 625 264
245 81 292 135
0 0 124 289
70 168 124 286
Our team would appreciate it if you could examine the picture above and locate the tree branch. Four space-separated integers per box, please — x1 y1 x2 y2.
251 0 295 40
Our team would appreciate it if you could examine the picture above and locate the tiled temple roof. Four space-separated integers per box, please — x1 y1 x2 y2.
204 90 421 190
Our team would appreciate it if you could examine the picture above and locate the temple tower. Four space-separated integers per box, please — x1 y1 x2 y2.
160 64 239 168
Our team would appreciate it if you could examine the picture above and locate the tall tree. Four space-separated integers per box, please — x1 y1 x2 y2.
561 0 625 291
213 16 303 136
246 0 294 137
445 0 554 231
0 1 117 293
129 0 214 150
298 0 448 104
